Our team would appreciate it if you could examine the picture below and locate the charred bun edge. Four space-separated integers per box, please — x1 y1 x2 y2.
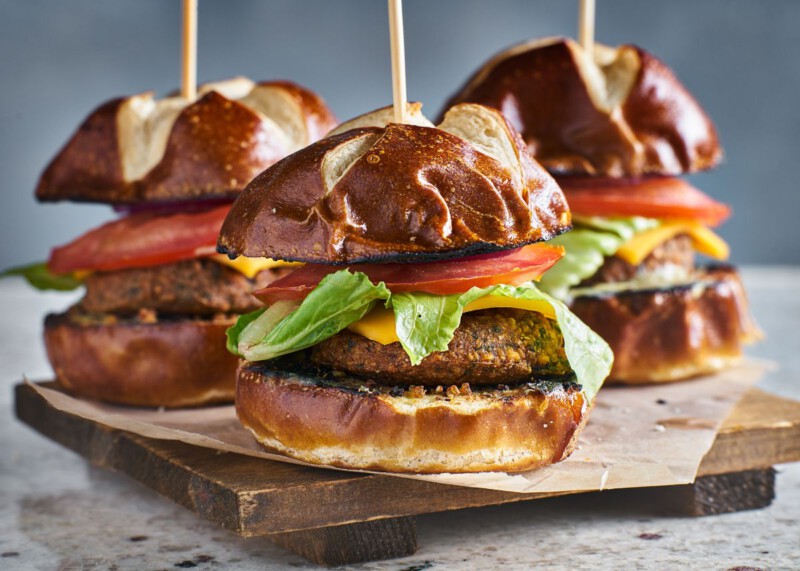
44 311 239 407
236 357 589 474
218 103 571 264
36 78 337 205
442 37 722 177
217 232 569 266
570 265 760 384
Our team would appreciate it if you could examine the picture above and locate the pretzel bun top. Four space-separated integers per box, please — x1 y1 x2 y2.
36 78 337 204
218 102 571 264
443 37 722 177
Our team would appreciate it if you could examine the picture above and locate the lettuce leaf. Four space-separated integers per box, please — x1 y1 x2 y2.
233 270 390 361
0 262 84 291
390 288 488 365
537 216 660 299
573 215 659 239
391 284 612 399
226 307 267 356
227 272 613 399
497 284 612 400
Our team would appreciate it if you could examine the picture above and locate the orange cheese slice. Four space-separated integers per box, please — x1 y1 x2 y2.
615 221 729 266
348 295 555 345
209 255 301 279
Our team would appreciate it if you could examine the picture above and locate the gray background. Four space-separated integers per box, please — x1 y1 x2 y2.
1 0 798 267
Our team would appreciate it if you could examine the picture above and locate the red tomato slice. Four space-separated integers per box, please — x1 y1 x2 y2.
559 176 731 227
48 205 231 273
254 243 564 304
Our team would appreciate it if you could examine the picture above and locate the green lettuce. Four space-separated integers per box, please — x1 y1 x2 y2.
0 262 84 291
226 307 267 355
537 216 660 299
573 215 660 238
391 284 612 399
389 288 491 365
517 285 612 400
232 270 390 361
228 271 613 399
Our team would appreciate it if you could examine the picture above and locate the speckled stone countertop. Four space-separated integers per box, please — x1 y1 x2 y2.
1 268 799 570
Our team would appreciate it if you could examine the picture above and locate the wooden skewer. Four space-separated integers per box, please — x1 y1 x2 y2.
579 0 595 58
181 0 198 100
388 0 408 124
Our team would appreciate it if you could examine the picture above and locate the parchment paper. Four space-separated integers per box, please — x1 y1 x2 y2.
27 360 769 494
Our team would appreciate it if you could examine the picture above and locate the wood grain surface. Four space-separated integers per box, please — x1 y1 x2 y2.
13 382 800 565
14 383 800 535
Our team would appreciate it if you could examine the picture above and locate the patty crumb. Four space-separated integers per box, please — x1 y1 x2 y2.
137 307 157 323
409 385 426 398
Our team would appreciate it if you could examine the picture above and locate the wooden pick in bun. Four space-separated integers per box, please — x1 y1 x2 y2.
221 102 614 473
27 78 335 407
443 37 757 385
443 37 721 177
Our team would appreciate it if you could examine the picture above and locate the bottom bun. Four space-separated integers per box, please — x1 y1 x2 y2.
236 359 589 474
570 265 760 384
44 310 239 407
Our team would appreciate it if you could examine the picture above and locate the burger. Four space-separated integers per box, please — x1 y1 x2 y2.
10 78 336 406
218 102 613 473
443 38 760 384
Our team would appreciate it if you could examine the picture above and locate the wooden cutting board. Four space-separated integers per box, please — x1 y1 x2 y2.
14 383 800 567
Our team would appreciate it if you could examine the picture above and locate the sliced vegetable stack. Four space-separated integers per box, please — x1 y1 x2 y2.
539 177 731 299
5 78 336 407
220 102 613 474
444 37 760 383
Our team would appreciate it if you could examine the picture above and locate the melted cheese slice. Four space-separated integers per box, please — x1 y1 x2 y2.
348 295 556 345
615 221 729 266
209 254 301 279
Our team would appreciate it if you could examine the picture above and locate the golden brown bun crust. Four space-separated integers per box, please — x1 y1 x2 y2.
443 38 722 177
37 97 128 202
218 105 571 264
236 362 588 473
570 266 760 384
44 312 238 407
36 81 337 204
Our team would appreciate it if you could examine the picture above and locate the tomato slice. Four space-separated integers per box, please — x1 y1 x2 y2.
48 205 231 273
254 243 564 304
559 176 731 227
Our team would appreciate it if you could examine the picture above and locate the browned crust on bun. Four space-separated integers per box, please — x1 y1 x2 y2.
44 311 239 407
37 97 130 202
218 103 571 264
570 266 760 384
36 80 336 204
236 360 588 473
442 37 722 177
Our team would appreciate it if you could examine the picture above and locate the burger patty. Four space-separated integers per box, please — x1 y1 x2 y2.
62 304 237 326
581 234 695 286
79 259 286 316
311 309 570 386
